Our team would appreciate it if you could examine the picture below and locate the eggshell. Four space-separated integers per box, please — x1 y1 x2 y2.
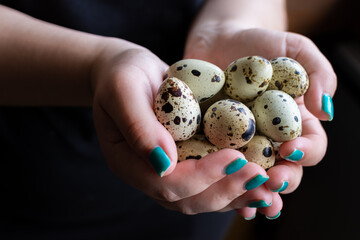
176 134 220 162
199 88 229 117
252 90 302 142
166 59 225 103
203 99 256 149
268 57 309 98
224 56 273 102
240 135 275 169
154 77 201 141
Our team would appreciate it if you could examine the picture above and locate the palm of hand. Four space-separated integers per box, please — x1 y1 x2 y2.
185 27 330 166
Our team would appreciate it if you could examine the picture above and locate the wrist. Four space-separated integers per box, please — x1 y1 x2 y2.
89 37 144 99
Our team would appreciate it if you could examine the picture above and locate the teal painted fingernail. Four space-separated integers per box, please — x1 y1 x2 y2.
266 211 281 220
271 181 289 192
248 200 272 208
244 213 256 221
245 174 269 190
149 146 171 177
225 158 247 175
283 149 304 161
322 94 334 121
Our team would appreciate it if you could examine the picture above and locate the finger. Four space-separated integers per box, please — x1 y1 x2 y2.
265 160 303 194
220 185 273 211
164 162 269 214
285 32 336 121
278 101 327 166
257 192 283 220
96 52 178 177
235 207 257 220
155 149 248 204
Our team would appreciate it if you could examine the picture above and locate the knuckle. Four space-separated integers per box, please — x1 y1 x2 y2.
158 188 181 203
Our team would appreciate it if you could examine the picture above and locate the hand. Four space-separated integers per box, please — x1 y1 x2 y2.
90 39 281 218
184 27 336 217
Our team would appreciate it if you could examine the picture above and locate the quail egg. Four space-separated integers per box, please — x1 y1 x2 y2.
252 90 302 142
176 134 220 162
199 88 229 116
268 57 309 98
224 56 273 102
166 59 225 103
240 135 275 169
203 99 256 149
154 77 201 141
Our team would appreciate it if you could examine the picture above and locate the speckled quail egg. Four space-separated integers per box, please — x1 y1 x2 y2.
154 77 201 141
166 59 225 103
176 134 220 162
199 88 229 116
240 135 275 169
268 57 309 98
203 99 256 149
252 90 302 142
224 56 273 102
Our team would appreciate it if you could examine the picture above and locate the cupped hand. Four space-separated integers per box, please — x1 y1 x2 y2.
89 39 280 216
184 27 337 217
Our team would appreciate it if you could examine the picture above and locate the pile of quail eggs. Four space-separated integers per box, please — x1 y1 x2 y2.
154 56 309 169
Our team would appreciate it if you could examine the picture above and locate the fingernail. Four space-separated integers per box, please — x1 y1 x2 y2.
322 94 334 121
149 146 171 177
283 149 304 161
244 213 256 221
245 174 269 190
266 211 281 220
248 200 272 208
271 181 289 192
225 158 247 175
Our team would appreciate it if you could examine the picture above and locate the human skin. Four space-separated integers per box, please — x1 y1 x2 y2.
0 0 336 220
184 0 336 218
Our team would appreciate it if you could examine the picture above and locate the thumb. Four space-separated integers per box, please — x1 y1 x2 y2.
97 63 177 178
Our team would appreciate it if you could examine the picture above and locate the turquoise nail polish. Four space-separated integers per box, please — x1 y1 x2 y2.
225 158 247 175
248 200 272 208
244 214 256 221
149 146 171 177
266 211 281 220
283 149 304 161
322 94 334 121
245 174 269 190
271 181 289 192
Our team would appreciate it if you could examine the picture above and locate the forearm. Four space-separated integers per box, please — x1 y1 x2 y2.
193 0 287 31
0 5 132 106
186 0 287 51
